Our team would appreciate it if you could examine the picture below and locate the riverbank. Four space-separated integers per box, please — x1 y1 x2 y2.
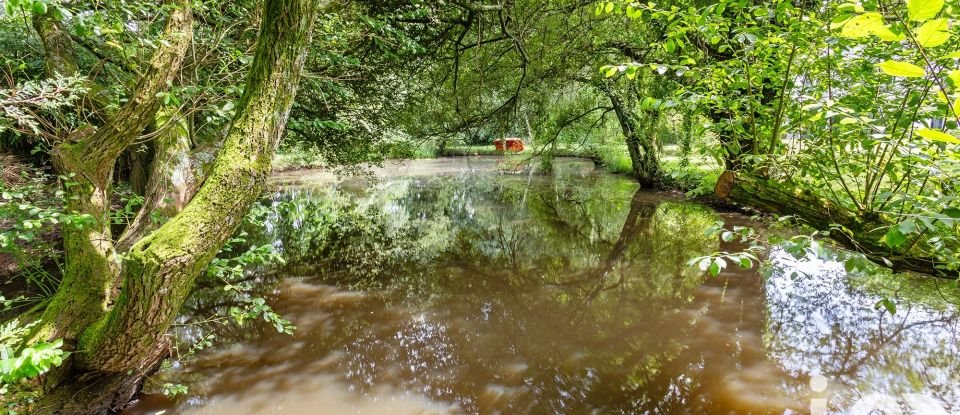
273 143 723 196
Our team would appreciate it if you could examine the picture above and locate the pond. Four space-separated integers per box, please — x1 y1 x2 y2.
127 157 960 415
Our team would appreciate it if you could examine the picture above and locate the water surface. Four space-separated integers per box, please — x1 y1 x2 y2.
128 157 960 415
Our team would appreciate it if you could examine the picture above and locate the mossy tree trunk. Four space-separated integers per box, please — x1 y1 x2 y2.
715 171 949 277
29 0 320 413
30 0 194 346
707 108 755 171
116 108 198 252
602 84 661 188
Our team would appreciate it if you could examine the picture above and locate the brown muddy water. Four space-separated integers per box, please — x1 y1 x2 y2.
126 157 960 415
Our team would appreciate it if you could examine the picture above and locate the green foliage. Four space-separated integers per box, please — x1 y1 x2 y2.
161 382 188 397
0 77 87 142
110 187 144 227
587 0 960 274
206 228 293 335
0 170 93 298
0 320 65 388
689 222 765 276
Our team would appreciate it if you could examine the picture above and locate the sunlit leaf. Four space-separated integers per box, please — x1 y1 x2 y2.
874 26 905 42
838 2 858 12
946 69 960 87
915 19 950 47
840 13 881 38
907 0 944 22
31 0 47 15
876 60 925 77
839 12 901 40
708 261 721 276
916 128 960 144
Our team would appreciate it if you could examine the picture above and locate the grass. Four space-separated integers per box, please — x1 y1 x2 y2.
272 150 326 172
439 143 721 195
273 141 440 172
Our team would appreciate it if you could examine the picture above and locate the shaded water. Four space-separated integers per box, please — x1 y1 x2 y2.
128 157 960 414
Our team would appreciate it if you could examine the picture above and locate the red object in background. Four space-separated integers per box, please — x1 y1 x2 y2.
494 138 524 152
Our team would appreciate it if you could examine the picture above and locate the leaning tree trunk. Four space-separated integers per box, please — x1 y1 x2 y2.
602 84 661 187
33 0 320 413
715 170 949 277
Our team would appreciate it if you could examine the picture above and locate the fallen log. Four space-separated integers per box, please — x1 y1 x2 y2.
715 171 952 278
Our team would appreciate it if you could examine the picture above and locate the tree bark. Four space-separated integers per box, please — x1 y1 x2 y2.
28 0 194 347
33 0 320 413
32 11 79 78
602 84 661 187
116 109 198 252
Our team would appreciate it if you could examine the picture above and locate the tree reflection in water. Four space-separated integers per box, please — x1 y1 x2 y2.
131 159 960 415
242 171 723 414
764 250 960 413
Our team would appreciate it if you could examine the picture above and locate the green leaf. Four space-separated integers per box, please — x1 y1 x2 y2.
840 13 882 38
915 19 950 48
874 26 905 42
839 12 900 40
31 0 46 15
884 227 907 248
708 261 721 276
876 60 926 77
947 69 960 87
874 298 897 315
898 219 917 234
844 257 859 272
837 2 863 12
907 0 944 22
915 128 960 144
944 207 960 218
664 39 675 53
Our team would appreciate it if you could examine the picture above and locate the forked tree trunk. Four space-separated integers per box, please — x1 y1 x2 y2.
116 108 198 252
33 0 320 413
29 0 194 347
